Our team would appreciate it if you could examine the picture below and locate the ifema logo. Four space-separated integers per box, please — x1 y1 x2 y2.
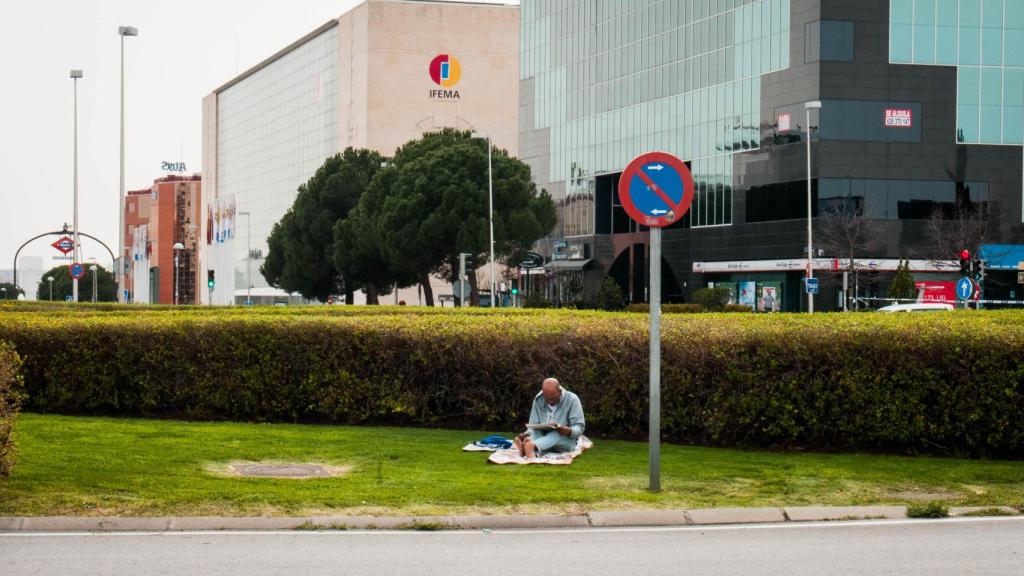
429 54 461 99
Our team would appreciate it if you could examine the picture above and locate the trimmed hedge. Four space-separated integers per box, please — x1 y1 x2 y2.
0 341 24 476
0 308 1023 457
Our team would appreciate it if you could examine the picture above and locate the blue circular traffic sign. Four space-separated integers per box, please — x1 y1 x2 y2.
955 277 976 301
69 262 85 280
618 152 695 228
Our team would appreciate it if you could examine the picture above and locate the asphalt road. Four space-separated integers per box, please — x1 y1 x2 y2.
2 517 1022 576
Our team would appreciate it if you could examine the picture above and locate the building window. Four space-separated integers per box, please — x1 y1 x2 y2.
745 180 817 223
891 0 1024 144
818 178 989 220
806 21 854 63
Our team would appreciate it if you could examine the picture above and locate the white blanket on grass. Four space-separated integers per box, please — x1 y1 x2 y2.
485 436 594 465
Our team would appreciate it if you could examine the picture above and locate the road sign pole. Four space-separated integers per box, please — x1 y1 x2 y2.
649 226 661 492
618 151 694 495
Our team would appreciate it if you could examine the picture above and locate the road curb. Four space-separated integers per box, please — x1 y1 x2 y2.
0 506 1018 532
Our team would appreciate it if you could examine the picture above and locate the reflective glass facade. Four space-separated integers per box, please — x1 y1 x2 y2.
889 0 1024 144
522 0 791 233
216 27 339 289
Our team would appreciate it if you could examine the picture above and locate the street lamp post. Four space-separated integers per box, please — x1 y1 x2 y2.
1 287 7 301
805 101 822 314
239 211 252 305
71 69 83 302
471 132 496 308
117 26 138 304
47 276 54 301
89 265 97 302
173 242 184 305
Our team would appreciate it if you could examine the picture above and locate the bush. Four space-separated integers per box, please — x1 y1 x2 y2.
0 341 24 476
724 304 753 313
1 307 1024 457
595 278 626 311
626 304 702 314
522 294 552 309
693 287 731 311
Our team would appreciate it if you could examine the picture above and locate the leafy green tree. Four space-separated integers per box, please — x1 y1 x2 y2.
376 129 556 306
261 149 385 302
0 283 23 301
332 167 417 305
35 265 115 302
595 277 626 311
888 259 917 301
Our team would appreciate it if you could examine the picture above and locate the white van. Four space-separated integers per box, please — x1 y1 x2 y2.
876 303 955 313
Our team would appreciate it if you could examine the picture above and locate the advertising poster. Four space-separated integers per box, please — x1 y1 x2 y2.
759 282 782 312
914 281 956 304
738 281 756 308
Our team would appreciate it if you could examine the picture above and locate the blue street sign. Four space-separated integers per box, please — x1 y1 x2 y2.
804 277 819 295
69 262 85 280
618 152 695 228
956 277 976 300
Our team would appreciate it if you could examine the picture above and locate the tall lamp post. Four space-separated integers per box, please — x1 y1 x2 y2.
471 132 496 308
173 242 184 305
71 69 83 302
47 276 54 301
805 100 822 314
117 26 138 304
89 265 98 302
239 211 252 305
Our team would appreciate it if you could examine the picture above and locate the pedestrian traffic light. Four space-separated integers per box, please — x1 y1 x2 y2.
207 269 215 289
511 288 519 295
959 250 970 277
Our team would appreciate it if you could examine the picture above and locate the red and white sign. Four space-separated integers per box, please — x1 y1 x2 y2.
778 113 792 132
885 108 913 128
51 236 75 255
915 281 956 304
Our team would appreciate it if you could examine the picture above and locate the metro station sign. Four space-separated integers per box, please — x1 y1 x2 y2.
51 236 75 255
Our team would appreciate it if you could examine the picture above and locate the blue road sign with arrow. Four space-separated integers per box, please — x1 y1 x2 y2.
956 277 976 300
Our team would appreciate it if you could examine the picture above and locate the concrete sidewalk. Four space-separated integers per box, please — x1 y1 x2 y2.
0 506 1017 532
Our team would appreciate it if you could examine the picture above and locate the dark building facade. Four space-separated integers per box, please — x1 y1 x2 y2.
520 0 1024 311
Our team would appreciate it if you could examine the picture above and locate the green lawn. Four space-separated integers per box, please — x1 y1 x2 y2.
1 414 1022 517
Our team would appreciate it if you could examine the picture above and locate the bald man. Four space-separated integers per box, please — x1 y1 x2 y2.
514 378 586 459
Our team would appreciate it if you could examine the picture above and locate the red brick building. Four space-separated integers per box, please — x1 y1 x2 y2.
124 175 202 304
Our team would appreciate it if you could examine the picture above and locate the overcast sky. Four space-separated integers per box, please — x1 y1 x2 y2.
0 0 516 275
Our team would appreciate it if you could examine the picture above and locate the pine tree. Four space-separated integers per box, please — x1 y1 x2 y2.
887 259 917 301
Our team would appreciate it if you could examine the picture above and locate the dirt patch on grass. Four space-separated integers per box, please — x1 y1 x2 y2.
205 461 353 479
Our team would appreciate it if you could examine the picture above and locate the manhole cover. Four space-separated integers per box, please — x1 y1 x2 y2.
230 464 337 479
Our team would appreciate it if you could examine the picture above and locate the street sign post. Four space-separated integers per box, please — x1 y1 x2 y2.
956 277 976 301
519 251 543 269
618 151 695 493
69 262 85 280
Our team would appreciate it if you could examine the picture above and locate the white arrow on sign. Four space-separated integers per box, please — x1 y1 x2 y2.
650 209 669 215
646 164 665 172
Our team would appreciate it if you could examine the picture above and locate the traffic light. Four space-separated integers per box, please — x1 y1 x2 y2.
959 250 970 277
207 269 215 289
511 288 519 296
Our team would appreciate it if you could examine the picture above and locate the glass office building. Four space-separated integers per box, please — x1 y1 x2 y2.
520 0 1024 310
890 0 1024 145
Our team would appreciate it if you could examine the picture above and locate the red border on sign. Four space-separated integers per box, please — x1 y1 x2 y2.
69 262 85 280
617 151 695 228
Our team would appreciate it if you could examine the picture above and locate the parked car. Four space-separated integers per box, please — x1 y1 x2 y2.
876 303 955 313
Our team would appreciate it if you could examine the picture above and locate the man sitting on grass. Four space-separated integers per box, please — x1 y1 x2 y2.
514 378 586 459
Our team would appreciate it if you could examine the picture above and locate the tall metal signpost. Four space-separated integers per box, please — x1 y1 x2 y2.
618 152 695 492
